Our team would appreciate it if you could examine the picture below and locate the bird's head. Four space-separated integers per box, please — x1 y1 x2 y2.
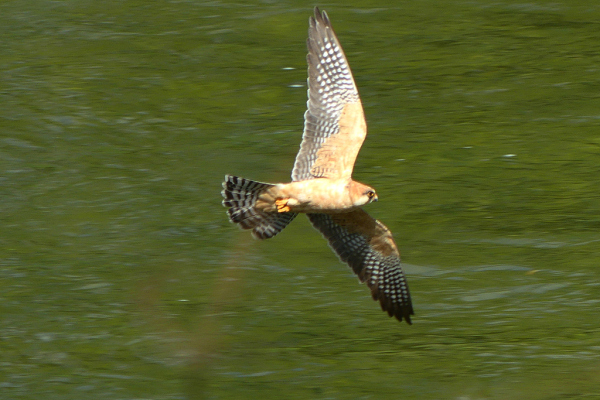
350 181 378 206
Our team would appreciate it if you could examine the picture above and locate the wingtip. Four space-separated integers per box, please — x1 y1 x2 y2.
389 306 414 324
309 7 318 27
313 6 330 26
401 303 415 324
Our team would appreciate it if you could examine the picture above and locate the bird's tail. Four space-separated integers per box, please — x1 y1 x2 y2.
221 175 297 239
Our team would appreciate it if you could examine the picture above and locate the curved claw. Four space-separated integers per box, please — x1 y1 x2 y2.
275 198 291 213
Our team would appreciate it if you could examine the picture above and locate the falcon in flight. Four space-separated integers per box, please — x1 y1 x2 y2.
222 7 413 323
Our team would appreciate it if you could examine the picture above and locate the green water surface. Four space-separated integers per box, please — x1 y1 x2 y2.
1 1 599 399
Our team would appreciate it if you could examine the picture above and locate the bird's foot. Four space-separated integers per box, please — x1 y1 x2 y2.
275 198 291 213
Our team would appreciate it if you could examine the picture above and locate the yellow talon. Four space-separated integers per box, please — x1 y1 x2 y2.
275 198 291 213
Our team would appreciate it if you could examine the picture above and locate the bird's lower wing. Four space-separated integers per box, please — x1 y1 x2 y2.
307 209 414 323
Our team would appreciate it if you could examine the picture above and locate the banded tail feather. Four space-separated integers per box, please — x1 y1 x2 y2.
221 175 297 239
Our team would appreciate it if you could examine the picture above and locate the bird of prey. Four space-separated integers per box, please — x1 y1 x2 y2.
222 7 413 323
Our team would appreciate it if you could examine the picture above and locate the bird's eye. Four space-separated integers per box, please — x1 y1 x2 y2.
367 191 375 198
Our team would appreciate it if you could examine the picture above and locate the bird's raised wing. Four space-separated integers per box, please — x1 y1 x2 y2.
292 7 367 182
307 209 413 323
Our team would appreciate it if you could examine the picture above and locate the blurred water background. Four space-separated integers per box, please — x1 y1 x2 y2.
1 0 599 399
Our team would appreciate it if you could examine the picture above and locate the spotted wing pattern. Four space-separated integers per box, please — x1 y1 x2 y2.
292 7 366 182
308 209 413 323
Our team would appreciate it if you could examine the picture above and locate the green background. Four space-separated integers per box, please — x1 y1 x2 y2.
1 0 599 398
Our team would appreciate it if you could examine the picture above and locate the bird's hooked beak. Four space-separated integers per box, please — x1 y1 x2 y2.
372 194 378 202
